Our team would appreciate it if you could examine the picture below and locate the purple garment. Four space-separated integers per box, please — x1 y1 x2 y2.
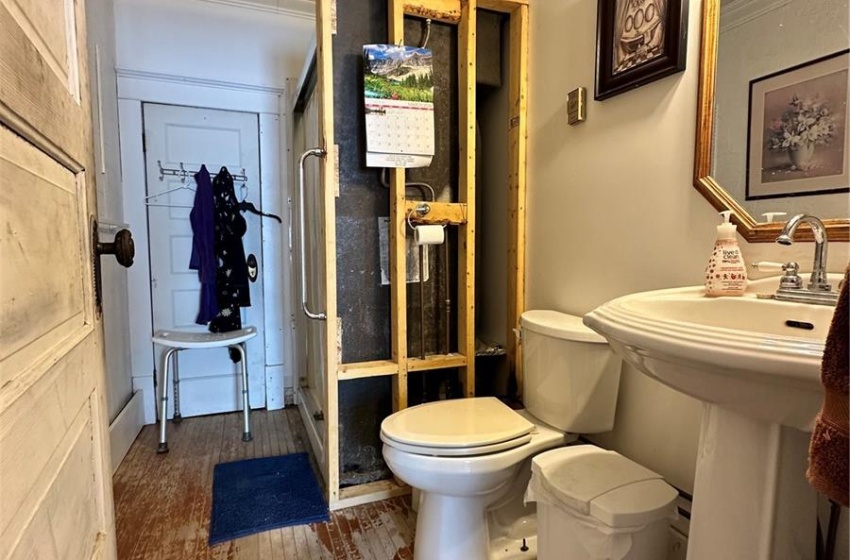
189 164 218 324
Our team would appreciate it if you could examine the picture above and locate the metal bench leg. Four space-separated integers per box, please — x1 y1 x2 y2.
233 342 252 442
157 347 177 453
172 349 182 424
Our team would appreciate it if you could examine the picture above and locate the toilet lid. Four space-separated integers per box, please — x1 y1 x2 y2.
381 431 532 457
380 397 535 450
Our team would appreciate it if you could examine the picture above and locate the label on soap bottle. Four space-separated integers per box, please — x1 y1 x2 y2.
705 239 747 296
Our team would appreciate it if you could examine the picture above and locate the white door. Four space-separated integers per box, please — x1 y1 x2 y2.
143 103 265 417
0 1 116 559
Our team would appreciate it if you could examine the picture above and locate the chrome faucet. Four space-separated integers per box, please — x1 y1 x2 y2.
774 214 837 305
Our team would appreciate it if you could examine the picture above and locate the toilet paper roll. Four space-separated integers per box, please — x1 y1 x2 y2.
414 224 445 245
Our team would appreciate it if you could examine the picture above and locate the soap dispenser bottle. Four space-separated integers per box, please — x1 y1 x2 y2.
705 211 747 296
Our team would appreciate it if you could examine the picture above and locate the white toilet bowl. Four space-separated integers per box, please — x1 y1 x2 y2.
380 311 623 560
381 399 571 560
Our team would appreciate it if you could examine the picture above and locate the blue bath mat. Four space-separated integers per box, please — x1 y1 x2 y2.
209 453 329 545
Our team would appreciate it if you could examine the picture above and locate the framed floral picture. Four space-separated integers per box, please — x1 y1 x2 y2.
594 0 688 100
746 50 850 200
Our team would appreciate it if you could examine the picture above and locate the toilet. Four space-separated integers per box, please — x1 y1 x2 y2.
380 310 623 560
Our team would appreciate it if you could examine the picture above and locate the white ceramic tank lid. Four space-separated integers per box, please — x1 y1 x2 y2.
532 445 678 527
521 310 607 343
380 397 534 449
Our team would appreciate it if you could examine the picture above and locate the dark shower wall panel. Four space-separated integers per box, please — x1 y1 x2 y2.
334 0 391 364
334 0 392 487
334 0 460 364
334 0 461 485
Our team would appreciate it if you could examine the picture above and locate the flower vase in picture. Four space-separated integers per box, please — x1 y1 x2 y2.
769 94 835 172
747 50 849 200
788 140 816 170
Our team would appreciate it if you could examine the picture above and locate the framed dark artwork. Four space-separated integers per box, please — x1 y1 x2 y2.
746 50 850 201
594 0 688 101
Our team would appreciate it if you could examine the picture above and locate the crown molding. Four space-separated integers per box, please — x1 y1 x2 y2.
720 0 796 33
116 67 287 95
193 0 315 20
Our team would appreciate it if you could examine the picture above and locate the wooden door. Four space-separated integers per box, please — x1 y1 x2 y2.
0 1 116 558
143 103 266 416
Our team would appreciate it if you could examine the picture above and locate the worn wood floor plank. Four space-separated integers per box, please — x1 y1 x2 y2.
114 408 415 559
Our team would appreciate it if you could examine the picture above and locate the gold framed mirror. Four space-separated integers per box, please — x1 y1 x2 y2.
694 0 849 243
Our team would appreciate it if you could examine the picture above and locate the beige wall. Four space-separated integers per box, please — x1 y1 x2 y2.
526 0 849 494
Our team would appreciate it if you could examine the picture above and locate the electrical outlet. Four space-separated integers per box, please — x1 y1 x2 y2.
667 527 688 560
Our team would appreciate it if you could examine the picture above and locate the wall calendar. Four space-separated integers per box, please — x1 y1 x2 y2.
363 44 435 168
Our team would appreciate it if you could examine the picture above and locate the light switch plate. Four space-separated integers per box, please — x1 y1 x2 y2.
567 87 586 125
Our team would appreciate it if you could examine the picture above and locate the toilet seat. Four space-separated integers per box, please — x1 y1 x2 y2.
380 397 535 457
381 430 533 457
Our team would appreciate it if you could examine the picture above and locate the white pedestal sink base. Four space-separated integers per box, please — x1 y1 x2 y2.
688 404 817 560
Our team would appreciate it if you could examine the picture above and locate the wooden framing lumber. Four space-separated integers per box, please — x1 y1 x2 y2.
389 0 409 413
457 0 477 397
402 0 462 22
478 0 527 12
338 360 399 380
404 201 469 225
407 353 468 372
316 0 340 505
334 479 411 510
506 4 528 398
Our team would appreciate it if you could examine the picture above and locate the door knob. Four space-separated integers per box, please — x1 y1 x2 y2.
92 219 135 317
97 228 135 267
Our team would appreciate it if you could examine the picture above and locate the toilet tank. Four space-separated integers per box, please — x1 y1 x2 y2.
521 310 621 433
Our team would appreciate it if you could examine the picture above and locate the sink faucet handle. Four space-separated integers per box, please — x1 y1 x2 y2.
751 261 785 272
779 262 802 289
761 212 787 223
752 261 802 289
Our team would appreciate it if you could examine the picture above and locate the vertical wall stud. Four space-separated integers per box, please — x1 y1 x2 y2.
507 4 528 398
458 0 477 397
389 0 409 411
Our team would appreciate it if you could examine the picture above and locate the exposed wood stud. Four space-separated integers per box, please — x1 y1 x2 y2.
402 0 462 22
507 4 528 399
316 0 341 505
457 0 477 397
403 201 469 225
389 0 409 413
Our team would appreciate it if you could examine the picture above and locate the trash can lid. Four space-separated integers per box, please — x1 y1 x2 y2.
532 445 678 528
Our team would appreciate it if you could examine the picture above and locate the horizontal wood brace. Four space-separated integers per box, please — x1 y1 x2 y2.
338 360 399 380
478 0 528 12
407 353 467 372
404 201 468 225
333 479 411 510
402 0 461 22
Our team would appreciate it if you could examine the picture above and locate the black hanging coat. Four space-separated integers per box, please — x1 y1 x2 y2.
208 166 251 334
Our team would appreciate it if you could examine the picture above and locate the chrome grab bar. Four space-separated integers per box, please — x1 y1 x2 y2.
297 147 327 320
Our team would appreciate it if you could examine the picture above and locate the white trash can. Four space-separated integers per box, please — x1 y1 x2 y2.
526 445 678 560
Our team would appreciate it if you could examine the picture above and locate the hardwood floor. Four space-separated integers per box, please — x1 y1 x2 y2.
113 408 415 559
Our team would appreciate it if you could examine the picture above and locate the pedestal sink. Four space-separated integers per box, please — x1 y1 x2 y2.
583 276 838 560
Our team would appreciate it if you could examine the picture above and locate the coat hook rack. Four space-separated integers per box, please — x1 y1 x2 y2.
157 160 248 184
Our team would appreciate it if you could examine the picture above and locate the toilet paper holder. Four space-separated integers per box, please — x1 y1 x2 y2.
406 203 447 228
407 204 446 247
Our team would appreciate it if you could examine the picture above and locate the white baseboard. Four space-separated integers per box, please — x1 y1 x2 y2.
109 390 145 474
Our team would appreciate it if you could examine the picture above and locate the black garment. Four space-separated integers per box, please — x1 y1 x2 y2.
208 167 251 338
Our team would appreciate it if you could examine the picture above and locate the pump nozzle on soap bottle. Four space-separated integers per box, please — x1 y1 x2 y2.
705 211 747 296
